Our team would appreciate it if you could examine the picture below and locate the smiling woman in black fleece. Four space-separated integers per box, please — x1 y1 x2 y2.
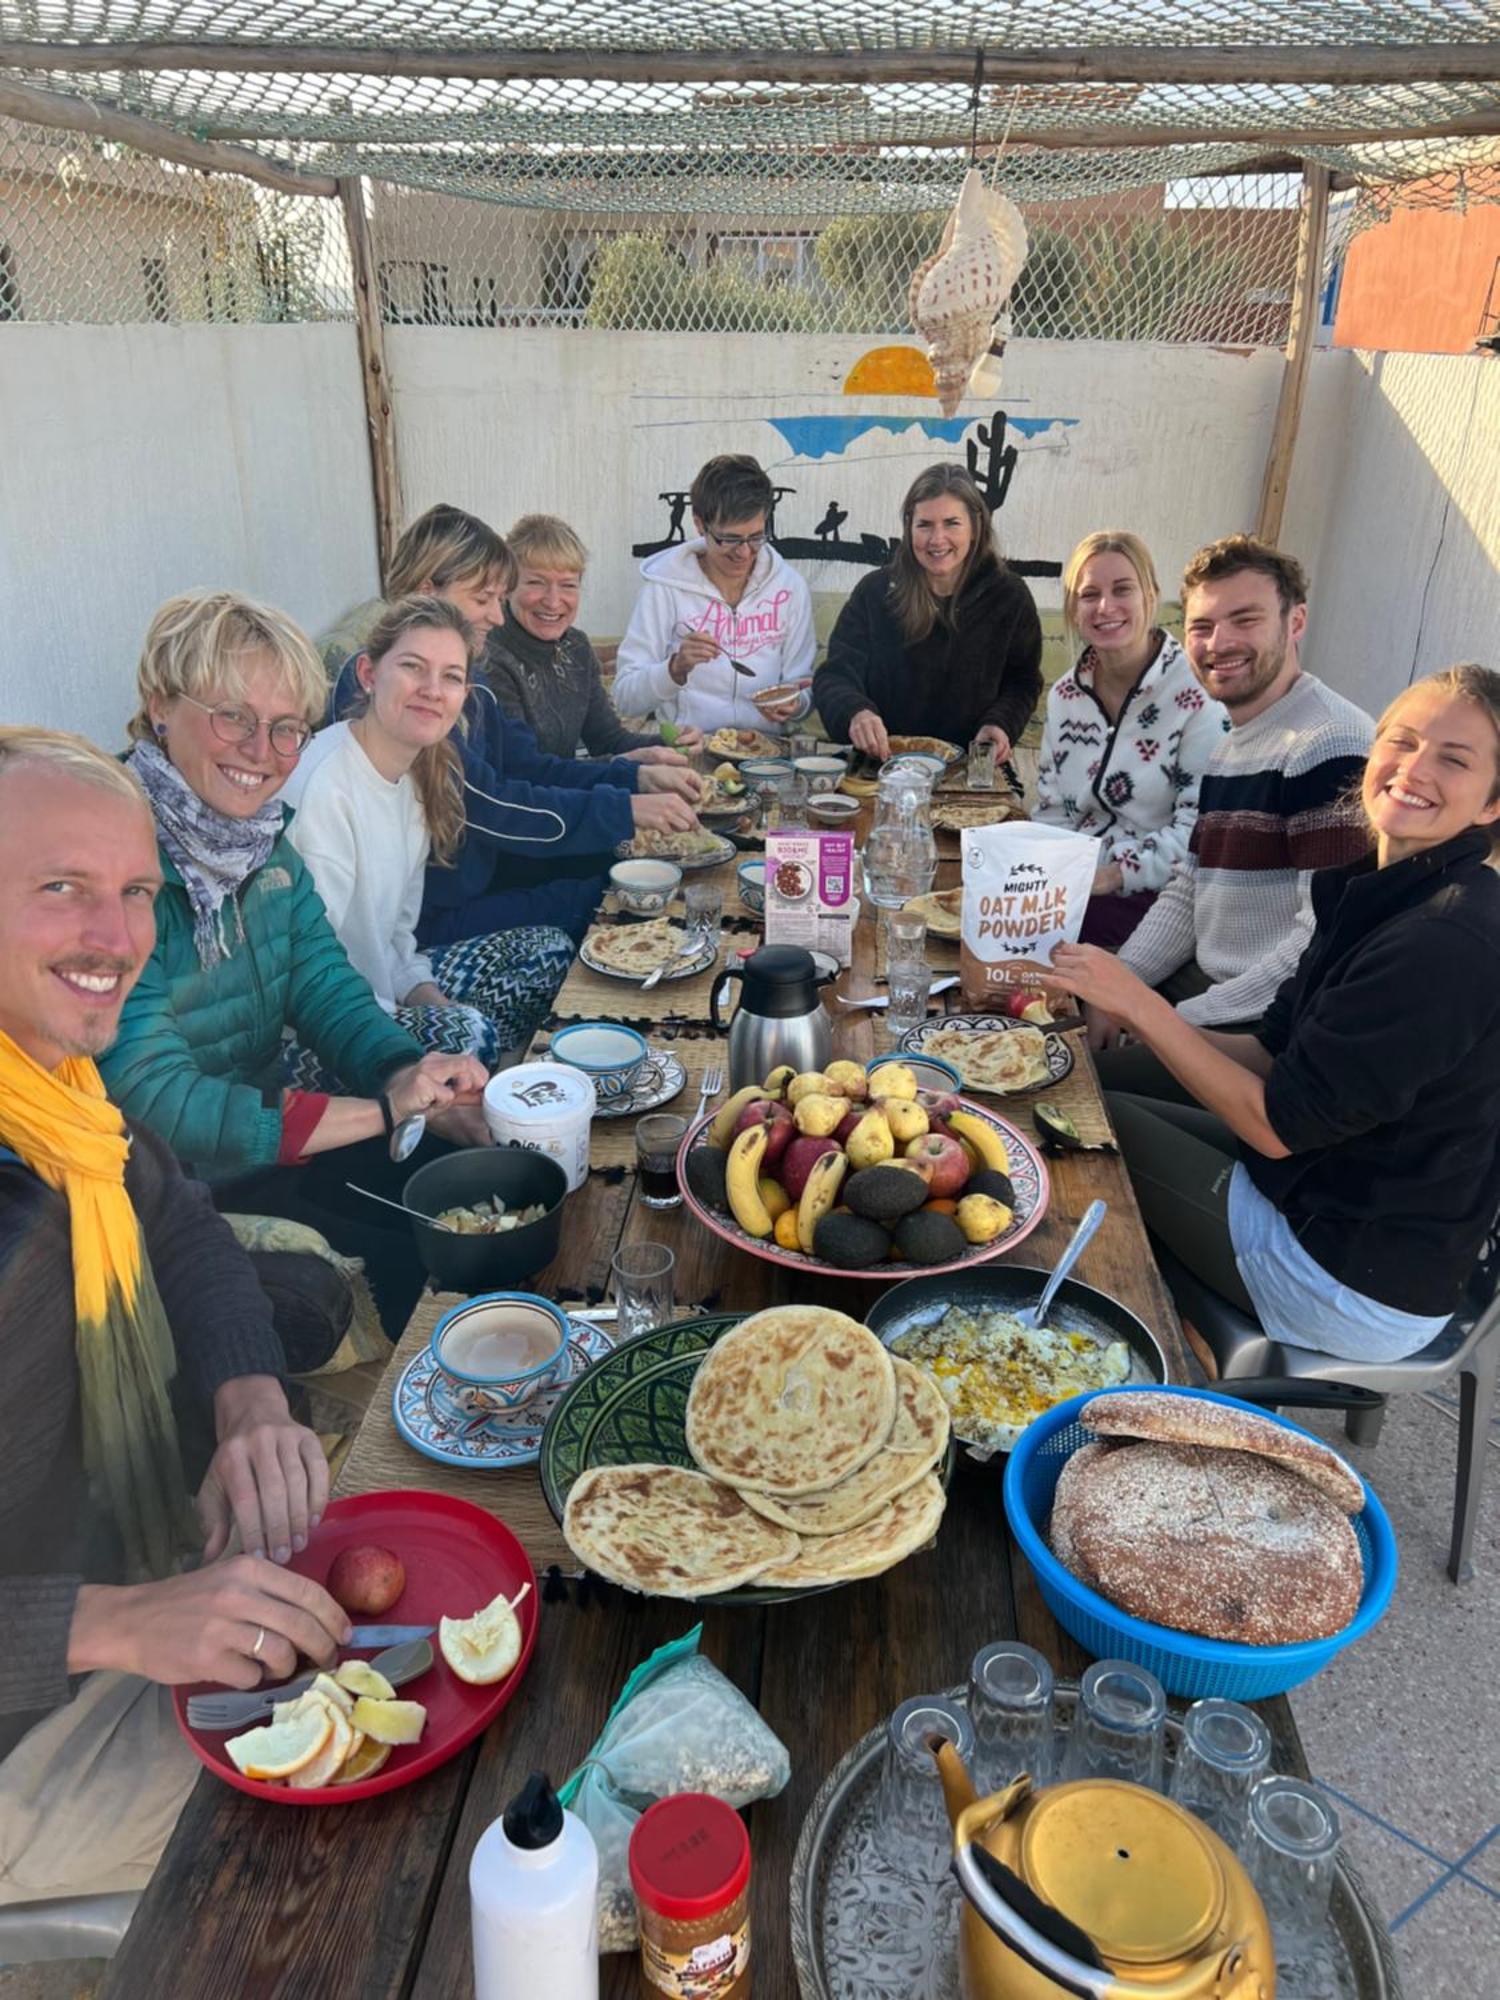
812 463 1043 764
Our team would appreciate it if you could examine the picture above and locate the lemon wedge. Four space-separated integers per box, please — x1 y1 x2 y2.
350 1696 427 1745
333 1735 393 1784
311 1671 355 1713
288 1701 356 1789
226 1702 334 1781
335 1659 396 1701
438 1588 525 1686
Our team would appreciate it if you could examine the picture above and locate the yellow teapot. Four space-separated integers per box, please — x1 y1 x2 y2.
934 1739 1276 1999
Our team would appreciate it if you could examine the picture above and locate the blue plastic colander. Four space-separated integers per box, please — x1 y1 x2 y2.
1003 1384 1398 1700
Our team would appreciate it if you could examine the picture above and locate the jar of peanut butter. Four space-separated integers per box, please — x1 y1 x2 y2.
628 1793 750 1999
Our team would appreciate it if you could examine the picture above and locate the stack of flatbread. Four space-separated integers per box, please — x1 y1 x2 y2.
903 886 963 938
563 1306 949 1597
625 827 726 860
920 1022 1051 1093
1049 1392 1365 1646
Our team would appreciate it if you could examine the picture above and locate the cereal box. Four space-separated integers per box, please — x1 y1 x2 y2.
764 830 855 968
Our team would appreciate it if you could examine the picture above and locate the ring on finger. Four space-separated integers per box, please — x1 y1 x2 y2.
251 1626 266 1659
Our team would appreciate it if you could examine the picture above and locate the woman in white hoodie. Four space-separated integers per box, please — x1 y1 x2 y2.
613 455 816 738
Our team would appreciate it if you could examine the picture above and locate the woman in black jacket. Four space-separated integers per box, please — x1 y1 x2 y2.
813 463 1043 763
1045 664 1500 1361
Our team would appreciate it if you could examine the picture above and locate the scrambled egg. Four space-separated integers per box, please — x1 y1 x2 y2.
891 1307 1131 1452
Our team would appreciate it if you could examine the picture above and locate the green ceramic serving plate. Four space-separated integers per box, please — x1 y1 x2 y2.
538 1313 955 1607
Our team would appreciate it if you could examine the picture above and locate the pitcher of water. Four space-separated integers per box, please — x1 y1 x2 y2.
861 768 937 918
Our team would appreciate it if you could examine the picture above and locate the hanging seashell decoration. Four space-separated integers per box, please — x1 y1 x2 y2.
909 168 1029 414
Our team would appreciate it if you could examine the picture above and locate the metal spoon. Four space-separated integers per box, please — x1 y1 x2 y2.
346 1183 455 1228
1015 1200 1107 1332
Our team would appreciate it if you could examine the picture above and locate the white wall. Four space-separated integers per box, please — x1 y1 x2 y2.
0 323 379 746
388 329 1349 637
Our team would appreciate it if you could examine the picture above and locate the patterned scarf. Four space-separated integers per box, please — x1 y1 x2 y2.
127 739 284 969
0 1034 197 1578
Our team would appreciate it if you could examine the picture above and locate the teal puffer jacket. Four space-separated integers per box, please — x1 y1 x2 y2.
101 838 421 1183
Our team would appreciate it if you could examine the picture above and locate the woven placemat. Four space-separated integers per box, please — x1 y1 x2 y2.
335 1293 578 1573
551 941 724 1030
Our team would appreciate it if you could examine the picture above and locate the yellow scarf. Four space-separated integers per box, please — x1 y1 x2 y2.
0 1032 196 1577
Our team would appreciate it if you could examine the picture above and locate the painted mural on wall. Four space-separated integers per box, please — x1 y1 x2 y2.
631 349 1076 584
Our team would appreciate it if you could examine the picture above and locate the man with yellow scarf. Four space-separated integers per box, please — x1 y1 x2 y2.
0 729 349 1908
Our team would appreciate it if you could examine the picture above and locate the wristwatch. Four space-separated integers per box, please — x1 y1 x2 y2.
380 1090 426 1164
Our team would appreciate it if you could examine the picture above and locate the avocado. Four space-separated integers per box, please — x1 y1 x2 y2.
844 1164 930 1223
892 1209 968 1266
812 1211 892 1270
963 1167 1016 1208
684 1145 730 1214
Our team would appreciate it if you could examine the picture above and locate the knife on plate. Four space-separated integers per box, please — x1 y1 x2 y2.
347 1623 436 1646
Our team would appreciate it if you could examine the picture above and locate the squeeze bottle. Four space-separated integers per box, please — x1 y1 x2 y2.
471 1769 599 1999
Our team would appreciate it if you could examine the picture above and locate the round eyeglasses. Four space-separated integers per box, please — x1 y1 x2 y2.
178 693 312 759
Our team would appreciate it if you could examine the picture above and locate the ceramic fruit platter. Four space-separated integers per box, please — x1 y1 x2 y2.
175 1491 538 1805
393 1316 616 1469
675 1061 1049 1279
789 1687 1401 2000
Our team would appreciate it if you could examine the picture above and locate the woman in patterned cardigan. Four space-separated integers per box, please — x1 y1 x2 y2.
1034 531 1230 948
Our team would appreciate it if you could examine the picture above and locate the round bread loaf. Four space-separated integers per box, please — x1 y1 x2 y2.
1067 1441 1363 1646
685 1305 896 1496
1080 1390 1364 1513
751 1474 947 1588
563 1463 798 1597
1047 1439 1115 1583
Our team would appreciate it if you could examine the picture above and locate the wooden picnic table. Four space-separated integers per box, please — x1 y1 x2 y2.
102 802 1313 1999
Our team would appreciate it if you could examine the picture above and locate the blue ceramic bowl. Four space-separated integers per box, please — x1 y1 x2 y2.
737 859 766 914
429 1292 571 1418
549 1021 650 1103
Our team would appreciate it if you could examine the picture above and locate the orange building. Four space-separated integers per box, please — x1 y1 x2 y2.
1334 184 1500 355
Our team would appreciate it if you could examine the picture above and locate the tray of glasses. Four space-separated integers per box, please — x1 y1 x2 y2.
789 1683 1402 2000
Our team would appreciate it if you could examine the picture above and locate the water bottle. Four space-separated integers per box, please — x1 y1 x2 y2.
471 1770 599 1999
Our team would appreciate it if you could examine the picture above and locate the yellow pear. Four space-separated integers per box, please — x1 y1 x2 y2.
847 1108 897 1169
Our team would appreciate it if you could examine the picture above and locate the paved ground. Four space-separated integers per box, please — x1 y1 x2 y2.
3 1384 1495 1998
1291 1391 1500 1999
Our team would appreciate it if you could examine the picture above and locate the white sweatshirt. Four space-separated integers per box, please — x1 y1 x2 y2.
281 721 433 1010
612 538 817 736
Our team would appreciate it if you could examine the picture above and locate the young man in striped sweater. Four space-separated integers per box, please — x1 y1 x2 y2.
1092 536 1374 1100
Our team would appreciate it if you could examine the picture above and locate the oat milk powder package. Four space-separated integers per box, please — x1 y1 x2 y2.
960 821 1099 1007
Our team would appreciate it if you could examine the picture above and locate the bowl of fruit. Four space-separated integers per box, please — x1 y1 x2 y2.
677 1061 1050 1278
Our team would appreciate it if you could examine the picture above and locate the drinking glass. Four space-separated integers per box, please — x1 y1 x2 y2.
1061 1660 1167 1791
682 880 723 952
611 1241 675 1340
967 738 998 791
1169 1699 1272 1852
770 767 809 827
886 911 927 971
1245 1776 1341 1993
789 730 819 762
969 1641 1056 1793
885 961 932 1038
635 1114 688 1211
872 1694 976 1878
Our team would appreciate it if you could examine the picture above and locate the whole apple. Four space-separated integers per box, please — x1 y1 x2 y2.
904 1132 970 1199
327 1543 405 1615
780 1134 842 1202
834 1108 863 1145
734 1096 795 1167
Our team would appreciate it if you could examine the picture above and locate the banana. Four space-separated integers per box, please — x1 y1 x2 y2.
708 1085 769 1151
725 1126 774 1237
762 1065 797 1100
796 1149 849 1254
946 1109 1011 1175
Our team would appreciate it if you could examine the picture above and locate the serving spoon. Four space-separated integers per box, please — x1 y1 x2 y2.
345 1183 456 1228
1015 1199 1107 1331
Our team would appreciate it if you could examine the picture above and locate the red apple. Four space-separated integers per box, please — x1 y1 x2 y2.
734 1097 795 1166
834 1109 863 1145
904 1133 970 1199
1002 984 1051 1023
781 1135 841 1202
919 1091 962 1117
327 1544 405 1615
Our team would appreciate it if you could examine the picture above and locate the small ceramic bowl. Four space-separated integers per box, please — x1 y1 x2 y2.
549 1021 650 1103
793 754 847 794
737 858 766 914
739 758 793 789
751 682 802 714
808 793 861 825
609 858 682 915
867 1052 964 1099
429 1292 570 1418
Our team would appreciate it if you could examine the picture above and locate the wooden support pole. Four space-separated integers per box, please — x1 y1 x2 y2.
337 177 402 586
0 41 1496 87
0 75 337 197
1256 162 1332 546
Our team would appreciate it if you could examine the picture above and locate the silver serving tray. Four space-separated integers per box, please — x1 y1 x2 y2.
790 1684 1402 2000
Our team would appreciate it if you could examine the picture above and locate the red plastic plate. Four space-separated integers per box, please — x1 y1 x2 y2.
174 1489 538 1804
